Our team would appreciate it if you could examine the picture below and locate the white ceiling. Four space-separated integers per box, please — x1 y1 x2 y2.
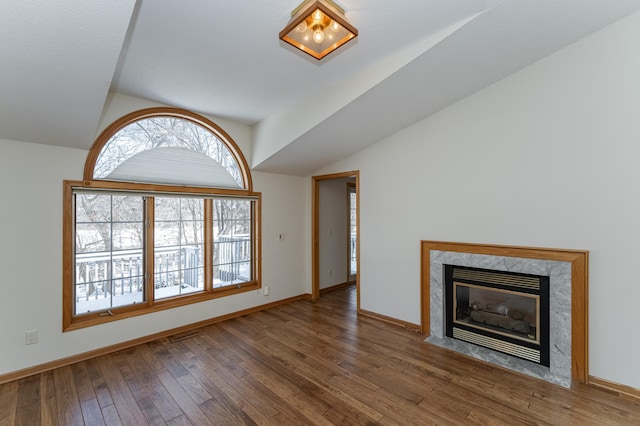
2 0 640 176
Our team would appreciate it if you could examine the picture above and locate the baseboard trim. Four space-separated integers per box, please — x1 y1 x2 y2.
0 294 311 385
319 281 354 294
589 376 640 402
358 308 421 333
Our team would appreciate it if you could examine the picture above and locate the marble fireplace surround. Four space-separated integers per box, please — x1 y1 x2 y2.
420 241 588 388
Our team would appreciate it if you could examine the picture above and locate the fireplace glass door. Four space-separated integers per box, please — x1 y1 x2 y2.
445 265 550 366
454 283 540 344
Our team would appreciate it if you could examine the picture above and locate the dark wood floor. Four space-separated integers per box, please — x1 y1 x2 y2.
2 285 640 425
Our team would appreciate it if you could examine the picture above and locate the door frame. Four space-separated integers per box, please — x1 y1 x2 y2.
312 171 360 309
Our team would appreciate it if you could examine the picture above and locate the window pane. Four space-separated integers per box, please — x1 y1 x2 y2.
155 197 179 221
74 193 145 314
112 195 144 222
180 198 204 245
110 250 145 307
112 222 144 250
75 193 111 223
76 223 111 253
154 197 204 299
213 199 252 287
93 116 244 188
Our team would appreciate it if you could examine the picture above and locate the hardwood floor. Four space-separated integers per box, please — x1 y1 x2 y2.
2 285 640 425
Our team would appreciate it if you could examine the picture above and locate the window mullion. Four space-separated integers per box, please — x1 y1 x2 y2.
145 196 155 306
204 199 213 292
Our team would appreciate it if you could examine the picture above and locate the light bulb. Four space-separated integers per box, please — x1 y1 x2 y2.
313 28 325 43
329 20 340 32
295 21 307 33
312 9 323 23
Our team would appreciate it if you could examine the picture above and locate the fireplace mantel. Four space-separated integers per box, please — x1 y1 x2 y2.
420 241 588 385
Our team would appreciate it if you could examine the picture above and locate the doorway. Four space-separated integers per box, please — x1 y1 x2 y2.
348 182 357 283
312 171 359 310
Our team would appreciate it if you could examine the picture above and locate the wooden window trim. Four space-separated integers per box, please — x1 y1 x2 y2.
63 180 262 331
64 108 260 331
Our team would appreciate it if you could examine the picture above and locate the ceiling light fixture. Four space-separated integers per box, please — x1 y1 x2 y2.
279 0 358 60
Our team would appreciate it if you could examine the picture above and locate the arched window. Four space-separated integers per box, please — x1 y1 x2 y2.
63 108 261 330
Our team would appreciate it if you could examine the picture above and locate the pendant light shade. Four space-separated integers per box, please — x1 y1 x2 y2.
279 0 358 60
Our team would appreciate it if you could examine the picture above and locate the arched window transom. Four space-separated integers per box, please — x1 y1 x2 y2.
84 108 252 191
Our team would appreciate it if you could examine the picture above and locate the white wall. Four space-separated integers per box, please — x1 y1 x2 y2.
319 178 350 289
254 170 310 297
0 97 310 377
315 10 640 389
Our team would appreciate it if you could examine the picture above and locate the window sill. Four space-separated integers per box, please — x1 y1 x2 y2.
63 281 260 332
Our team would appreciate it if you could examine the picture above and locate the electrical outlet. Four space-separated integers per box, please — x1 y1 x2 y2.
263 285 270 296
25 330 38 345
278 233 285 241
329 268 333 276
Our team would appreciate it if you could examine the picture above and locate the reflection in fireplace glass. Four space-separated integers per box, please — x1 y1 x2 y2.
454 282 540 344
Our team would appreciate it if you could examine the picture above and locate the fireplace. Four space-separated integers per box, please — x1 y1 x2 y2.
444 265 550 366
421 241 588 388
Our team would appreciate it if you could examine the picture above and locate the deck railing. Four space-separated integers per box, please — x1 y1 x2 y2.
75 235 251 304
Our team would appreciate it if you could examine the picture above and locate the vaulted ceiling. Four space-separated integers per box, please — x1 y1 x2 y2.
2 1 640 175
